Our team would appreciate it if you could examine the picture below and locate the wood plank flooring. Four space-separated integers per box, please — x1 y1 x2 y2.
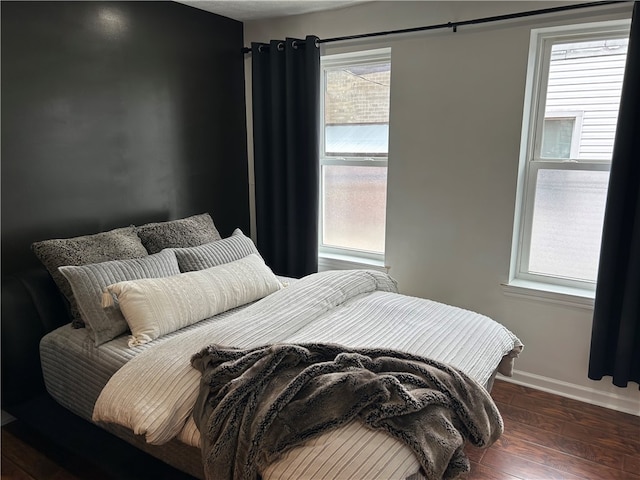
2 420 95 480
2 379 639 479
463 380 640 480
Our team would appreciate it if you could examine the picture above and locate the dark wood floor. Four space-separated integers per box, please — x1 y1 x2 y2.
463 380 640 480
2 379 639 479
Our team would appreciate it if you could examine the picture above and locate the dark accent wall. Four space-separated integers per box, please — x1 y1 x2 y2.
1 1 249 275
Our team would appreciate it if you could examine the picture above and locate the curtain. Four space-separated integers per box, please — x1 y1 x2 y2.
251 36 320 278
588 2 640 388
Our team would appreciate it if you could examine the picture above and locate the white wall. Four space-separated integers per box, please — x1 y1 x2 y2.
244 1 639 415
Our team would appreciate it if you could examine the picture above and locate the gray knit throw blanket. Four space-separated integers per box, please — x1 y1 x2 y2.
191 343 503 480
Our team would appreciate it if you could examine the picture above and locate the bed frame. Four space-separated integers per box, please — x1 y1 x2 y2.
2 267 66 408
1 267 204 479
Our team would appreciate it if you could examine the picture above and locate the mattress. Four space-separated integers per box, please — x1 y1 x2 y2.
40 303 254 423
42 270 522 480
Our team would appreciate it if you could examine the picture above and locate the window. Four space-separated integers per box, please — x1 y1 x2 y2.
541 111 583 159
511 21 629 292
319 48 391 263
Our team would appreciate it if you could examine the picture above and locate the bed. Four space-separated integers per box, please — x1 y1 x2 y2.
2 213 523 480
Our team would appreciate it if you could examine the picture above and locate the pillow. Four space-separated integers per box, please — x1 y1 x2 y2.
59 250 181 345
102 254 282 347
169 228 260 272
31 226 148 328
136 213 221 254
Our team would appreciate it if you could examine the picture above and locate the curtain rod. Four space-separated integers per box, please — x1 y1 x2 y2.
241 0 627 54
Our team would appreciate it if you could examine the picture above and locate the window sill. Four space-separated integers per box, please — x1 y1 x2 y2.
318 252 388 273
502 279 595 310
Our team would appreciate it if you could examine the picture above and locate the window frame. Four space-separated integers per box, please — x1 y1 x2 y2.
511 20 630 292
319 48 391 264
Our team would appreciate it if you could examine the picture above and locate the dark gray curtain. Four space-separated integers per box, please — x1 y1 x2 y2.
588 2 640 388
251 36 320 278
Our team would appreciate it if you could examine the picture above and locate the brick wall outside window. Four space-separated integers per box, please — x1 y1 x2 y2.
325 69 390 124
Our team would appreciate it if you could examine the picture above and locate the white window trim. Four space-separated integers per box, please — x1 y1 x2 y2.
318 251 388 273
501 279 595 310
508 19 630 301
319 48 391 266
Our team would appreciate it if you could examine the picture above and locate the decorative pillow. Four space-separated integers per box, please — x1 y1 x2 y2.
136 213 221 254
169 228 260 272
102 254 282 347
59 250 181 345
31 226 148 328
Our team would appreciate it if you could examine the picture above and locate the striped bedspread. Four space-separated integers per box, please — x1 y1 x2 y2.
92 269 522 479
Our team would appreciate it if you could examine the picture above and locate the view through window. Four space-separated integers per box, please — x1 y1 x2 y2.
320 49 391 259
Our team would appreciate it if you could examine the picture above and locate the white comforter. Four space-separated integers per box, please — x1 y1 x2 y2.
93 269 522 477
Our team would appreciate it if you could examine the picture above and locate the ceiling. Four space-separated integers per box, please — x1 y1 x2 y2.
176 0 367 22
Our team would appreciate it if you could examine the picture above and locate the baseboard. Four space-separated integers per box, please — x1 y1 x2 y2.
501 369 640 416
1 410 16 426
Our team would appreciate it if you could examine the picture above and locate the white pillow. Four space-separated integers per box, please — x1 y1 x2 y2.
102 253 282 346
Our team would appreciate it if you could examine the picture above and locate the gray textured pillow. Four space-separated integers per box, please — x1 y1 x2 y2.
31 226 148 328
59 250 181 345
136 213 221 254
169 228 260 272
